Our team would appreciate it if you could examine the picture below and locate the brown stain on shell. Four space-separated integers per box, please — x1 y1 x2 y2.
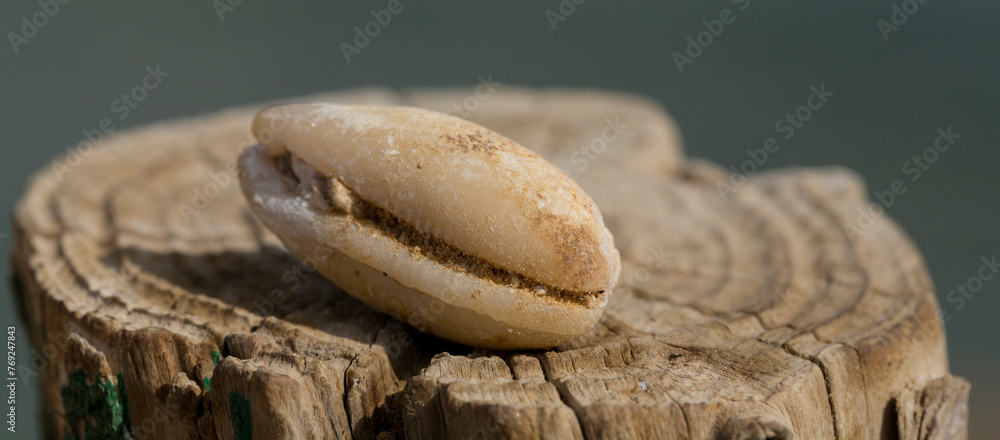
436 125 613 293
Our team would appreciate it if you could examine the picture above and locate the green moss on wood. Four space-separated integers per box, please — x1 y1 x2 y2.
229 391 252 440
61 370 126 440
202 350 221 391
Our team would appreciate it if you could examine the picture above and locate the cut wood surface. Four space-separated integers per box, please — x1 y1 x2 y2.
11 87 968 439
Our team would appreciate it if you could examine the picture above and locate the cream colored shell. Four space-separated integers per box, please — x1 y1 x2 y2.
239 103 620 349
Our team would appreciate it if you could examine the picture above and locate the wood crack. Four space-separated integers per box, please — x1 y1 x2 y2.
11 87 963 439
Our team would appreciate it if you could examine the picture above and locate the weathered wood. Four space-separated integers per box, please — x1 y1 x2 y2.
11 87 968 439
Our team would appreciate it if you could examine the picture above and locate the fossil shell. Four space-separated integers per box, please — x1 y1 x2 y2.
239 103 620 349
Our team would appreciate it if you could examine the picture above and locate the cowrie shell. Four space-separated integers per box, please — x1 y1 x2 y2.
239 103 620 349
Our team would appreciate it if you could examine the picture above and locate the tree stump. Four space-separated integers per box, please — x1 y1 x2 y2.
11 87 969 439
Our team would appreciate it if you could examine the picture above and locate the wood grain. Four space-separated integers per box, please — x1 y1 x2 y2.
11 87 968 439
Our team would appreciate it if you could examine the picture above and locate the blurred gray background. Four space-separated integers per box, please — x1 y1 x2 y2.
1 1 997 438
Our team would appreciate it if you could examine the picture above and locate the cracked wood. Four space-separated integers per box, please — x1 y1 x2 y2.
11 87 968 439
